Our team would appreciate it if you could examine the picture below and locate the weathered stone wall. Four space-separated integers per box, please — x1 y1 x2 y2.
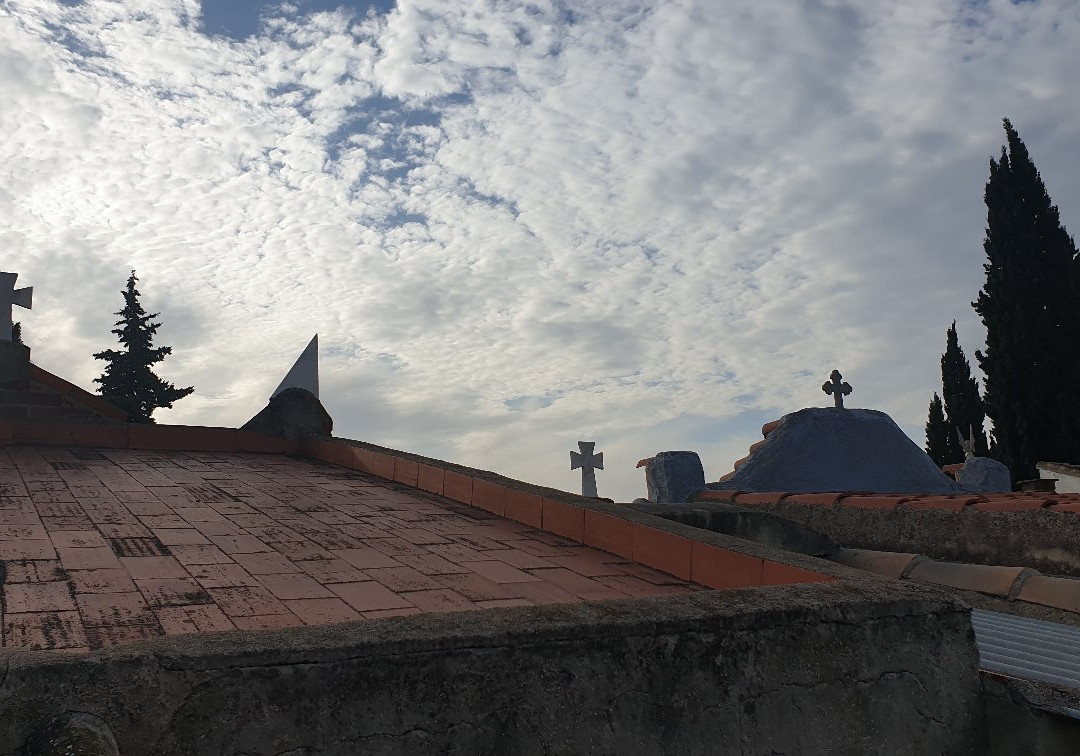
734 503 1080 576
1 583 985 756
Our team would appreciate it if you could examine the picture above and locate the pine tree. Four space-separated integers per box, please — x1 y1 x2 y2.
940 322 989 457
94 272 193 424
973 118 1080 481
925 393 958 467
11 322 22 345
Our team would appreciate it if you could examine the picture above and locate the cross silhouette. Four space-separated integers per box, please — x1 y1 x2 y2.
822 369 852 408
570 441 604 498
0 272 32 342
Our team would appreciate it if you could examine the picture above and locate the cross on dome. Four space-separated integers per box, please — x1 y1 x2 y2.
0 272 32 342
822 369 852 409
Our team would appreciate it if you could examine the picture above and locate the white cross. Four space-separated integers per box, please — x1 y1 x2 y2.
570 441 604 498
822 369 852 408
0 272 32 342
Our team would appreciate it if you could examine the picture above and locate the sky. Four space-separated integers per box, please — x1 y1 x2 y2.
2 0 1080 502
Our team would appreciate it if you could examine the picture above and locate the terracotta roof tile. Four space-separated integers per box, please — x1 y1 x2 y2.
761 419 782 437
905 561 1029 597
1015 575 1080 613
782 492 843 506
830 549 922 579
837 495 909 511
971 497 1051 512
731 492 787 506
901 496 979 512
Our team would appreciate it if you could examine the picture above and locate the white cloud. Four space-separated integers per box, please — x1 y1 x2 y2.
2 0 1080 501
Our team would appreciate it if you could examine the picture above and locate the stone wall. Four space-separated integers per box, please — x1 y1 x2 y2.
1 582 985 755
726 502 1080 576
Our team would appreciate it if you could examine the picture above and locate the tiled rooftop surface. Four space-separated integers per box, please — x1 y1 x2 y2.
696 489 1080 513
0 447 703 652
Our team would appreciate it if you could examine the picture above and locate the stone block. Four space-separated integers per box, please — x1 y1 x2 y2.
646 451 706 503
959 457 1012 493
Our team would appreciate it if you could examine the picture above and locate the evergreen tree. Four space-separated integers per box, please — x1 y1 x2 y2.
94 272 193 424
926 393 962 466
940 321 989 457
11 322 22 345
973 118 1080 481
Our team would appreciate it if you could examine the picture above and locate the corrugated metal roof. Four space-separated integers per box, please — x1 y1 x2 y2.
972 609 1080 691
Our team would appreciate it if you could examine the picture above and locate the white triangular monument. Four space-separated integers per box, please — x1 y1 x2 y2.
271 334 319 399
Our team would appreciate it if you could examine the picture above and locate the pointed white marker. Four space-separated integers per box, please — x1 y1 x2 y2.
271 334 319 399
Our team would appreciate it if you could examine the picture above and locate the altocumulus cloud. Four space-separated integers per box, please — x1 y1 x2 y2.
2 0 1079 501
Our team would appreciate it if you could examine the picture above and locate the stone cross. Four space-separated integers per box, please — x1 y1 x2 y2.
570 441 604 498
0 272 33 342
821 369 852 408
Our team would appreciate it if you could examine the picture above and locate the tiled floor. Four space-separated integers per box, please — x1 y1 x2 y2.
0 447 700 651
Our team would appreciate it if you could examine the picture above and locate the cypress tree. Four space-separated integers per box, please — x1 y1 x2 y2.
973 118 1080 481
11 322 22 345
94 272 193 424
925 393 958 467
940 322 989 457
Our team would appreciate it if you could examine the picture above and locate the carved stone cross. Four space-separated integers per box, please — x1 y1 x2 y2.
822 369 852 408
570 441 603 498
0 272 33 342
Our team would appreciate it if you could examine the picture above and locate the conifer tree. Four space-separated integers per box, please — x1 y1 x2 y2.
973 119 1080 481
925 393 961 466
940 322 988 457
11 322 22 345
94 272 193 424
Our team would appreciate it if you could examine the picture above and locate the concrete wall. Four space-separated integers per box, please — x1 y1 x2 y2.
1 582 985 756
735 502 1080 576
1041 467 1080 494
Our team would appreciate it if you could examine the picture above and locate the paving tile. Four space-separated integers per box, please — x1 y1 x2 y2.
297 559 368 584
119 556 190 579
98 523 153 538
49 530 109 549
0 524 48 540
271 541 335 561
124 501 174 516
2 559 67 583
433 574 518 601
3 611 88 650
333 548 402 570
232 614 305 630
206 586 291 617
208 534 273 553
361 607 423 619
108 537 170 557
256 573 336 600
595 575 692 597
168 544 233 565
526 568 628 600
57 545 118 569
41 516 96 531
68 569 138 594
231 552 300 575
399 589 476 612
364 566 443 592
510 580 582 605
406 553 471 576
136 578 213 608
140 515 189 529
3 581 77 612
76 592 157 627
187 563 260 589
282 598 362 625
467 560 542 584
329 581 414 612
192 519 244 537
151 528 211 546
84 624 163 649
544 550 629 577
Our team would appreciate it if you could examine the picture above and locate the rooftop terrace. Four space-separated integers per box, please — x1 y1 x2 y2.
0 446 704 651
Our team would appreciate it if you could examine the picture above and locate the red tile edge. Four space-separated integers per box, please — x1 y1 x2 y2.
472 479 507 517
583 510 633 559
543 499 584 542
443 471 474 505
632 523 691 580
504 490 543 528
691 542 762 589
761 562 836 586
